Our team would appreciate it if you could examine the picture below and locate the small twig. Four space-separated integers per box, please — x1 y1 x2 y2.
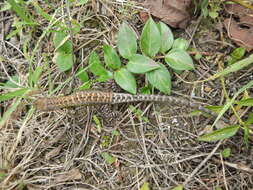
183 141 222 186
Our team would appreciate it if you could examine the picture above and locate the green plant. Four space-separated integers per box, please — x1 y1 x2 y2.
87 17 194 94
200 0 221 19
198 80 253 146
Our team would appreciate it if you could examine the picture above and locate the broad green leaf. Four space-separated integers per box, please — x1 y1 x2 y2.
89 52 111 81
140 17 161 57
221 148 231 158
201 0 209 17
103 44 121 70
146 63 171 94
209 11 219 18
235 98 253 106
53 32 73 53
140 86 151 94
198 125 240 142
0 88 30 102
165 49 194 70
157 22 174 54
126 54 160 73
101 152 116 165
231 47 245 60
114 68 136 94
140 182 149 190
171 185 184 190
76 69 89 83
117 22 137 59
172 38 189 50
228 47 246 65
53 51 73 72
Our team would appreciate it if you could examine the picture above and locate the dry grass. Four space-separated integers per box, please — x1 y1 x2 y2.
1 0 253 190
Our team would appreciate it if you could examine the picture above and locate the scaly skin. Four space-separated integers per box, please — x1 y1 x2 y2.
34 90 228 122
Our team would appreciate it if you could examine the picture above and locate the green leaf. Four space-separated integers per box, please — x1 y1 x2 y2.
29 66 43 87
117 22 137 59
209 11 219 18
231 47 245 60
205 105 224 114
165 49 194 70
53 32 73 53
197 125 240 142
244 125 250 148
140 86 151 94
126 54 160 74
194 52 202 60
32 1 52 21
0 2 11 12
245 113 253 125
53 51 73 72
76 0 89 6
0 97 22 128
78 81 91 90
146 63 171 94
211 80 253 127
71 19 81 34
172 38 189 50
201 0 209 17
157 22 174 54
235 98 253 106
0 88 29 102
140 182 150 190
76 69 89 83
171 185 184 190
93 115 102 133
140 17 161 57
208 54 253 81
3 75 20 88
7 0 33 23
101 152 116 165
103 44 121 70
221 148 231 158
114 68 136 94
88 51 111 82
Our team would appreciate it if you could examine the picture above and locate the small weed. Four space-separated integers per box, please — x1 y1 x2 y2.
84 17 194 94
199 0 221 19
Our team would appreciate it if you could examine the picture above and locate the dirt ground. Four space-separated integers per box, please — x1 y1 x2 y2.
1 1 253 190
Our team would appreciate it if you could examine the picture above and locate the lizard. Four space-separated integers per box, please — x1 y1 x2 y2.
33 90 228 122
